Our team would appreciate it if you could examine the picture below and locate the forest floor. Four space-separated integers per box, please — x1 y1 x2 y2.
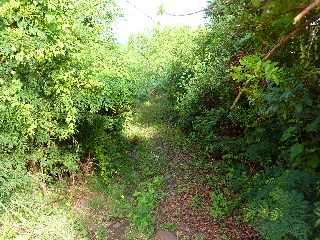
0 95 257 240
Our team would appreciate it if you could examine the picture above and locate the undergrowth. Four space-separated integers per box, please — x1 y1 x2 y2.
0 177 89 240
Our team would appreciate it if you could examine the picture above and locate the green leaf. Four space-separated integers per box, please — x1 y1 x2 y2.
305 118 320 133
251 0 262 7
281 127 297 142
290 144 304 160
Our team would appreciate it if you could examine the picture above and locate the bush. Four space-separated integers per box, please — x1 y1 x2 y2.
209 191 234 220
129 176 164 234
0 153 28 200
161 0 320 170
0 0 133 199
245 170 317 240
246 188 311 240
105 176 164 236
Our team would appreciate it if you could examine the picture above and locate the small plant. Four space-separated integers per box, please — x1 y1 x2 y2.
209 191 233 220
244 170 316 240
106 175 164 237
129 176 164 235
161 222 177 231
189 195 205 209
96 226 108 240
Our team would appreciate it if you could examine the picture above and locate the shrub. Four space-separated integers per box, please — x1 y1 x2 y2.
105 176 164 236
0 0 133 199
209 191 234 220
245 170 317 240
129 176 164 234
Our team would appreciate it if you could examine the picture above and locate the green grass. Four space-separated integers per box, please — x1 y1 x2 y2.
161 222 177 231
0 178 89 240
87 195 105 210
84 97 172 238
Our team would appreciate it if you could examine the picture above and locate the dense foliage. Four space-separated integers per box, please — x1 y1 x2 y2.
131 0 320 239
125 26 197 100
1 0 320 239
166 0 320 169
0 0 134 199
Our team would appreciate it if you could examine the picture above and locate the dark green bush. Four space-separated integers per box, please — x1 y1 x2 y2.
160 0 320 238
245 170 317 240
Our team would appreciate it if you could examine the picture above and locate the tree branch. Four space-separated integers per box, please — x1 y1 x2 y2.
230 21 311 110
229 2 320 111
294 0 320 24
262 26 305 61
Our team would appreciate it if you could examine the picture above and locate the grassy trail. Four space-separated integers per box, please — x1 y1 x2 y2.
101 95 229 240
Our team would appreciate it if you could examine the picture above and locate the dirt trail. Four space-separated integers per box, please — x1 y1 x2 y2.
139 96 222 239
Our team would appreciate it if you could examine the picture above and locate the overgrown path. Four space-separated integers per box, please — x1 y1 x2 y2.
0 95 257 240
132 95 223 239
87 94 257 240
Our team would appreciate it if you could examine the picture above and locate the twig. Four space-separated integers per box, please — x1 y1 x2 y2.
230 20 312 110
230 80 250 110
262 26 305 61
294 0 320 24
